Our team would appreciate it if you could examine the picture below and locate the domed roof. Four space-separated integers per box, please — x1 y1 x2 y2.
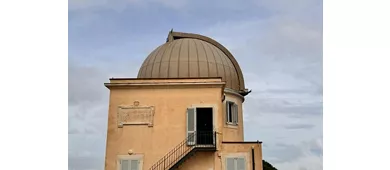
137 31 247 92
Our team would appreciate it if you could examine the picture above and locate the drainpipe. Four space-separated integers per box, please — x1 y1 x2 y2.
251 146 255 170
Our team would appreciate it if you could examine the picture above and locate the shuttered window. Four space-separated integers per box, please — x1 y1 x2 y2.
121 160 129 170
226 101 238 125
225 157 246 170
226 101 232 123
226 158 235 170
120 159 140 170
236 157 245 170
130 160 139 170
233 103 238 125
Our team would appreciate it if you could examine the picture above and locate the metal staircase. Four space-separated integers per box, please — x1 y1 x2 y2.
149 131 217 170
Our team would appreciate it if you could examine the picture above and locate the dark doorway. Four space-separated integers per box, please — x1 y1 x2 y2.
196 107 213 145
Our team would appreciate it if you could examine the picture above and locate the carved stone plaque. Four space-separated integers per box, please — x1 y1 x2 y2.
117 101 154 128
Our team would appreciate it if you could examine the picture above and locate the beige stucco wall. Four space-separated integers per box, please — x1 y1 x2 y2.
177 152 216 170
175 142 264 170
176 142 263 170
222 92 245 142
104 79 225 170
104 78 260 170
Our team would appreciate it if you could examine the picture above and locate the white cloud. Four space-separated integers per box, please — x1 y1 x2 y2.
267 138 323 170
68 0 189 12
275 154 323 170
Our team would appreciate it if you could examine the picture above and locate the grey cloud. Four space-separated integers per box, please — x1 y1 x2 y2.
68 0 140 11
251 0 322 14
68 54 141 170
271 144 304 163
284 124 315 130
68 0 189 12
68 124 104 135
68 99 109 135
69 156 105 170
244 97 322 118
68 57 141 135
68 64 108 106
270 138 323 163
255 87 322 98
69 134 107 154
263 89 317 95
265 105 322 117
68 128 80 135
69 135 107 170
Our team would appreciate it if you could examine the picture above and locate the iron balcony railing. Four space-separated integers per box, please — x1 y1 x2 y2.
149 131 216 170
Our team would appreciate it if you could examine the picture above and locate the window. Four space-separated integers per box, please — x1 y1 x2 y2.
226 101 238 125
226 157 246 170
118 157 142 170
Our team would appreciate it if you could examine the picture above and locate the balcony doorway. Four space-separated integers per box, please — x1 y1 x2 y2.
196 107 213 145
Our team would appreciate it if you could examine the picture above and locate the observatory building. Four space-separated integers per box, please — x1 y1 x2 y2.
104 31 263 170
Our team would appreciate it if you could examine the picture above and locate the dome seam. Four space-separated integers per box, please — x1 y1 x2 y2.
149 44 166 77
157 41 171 78
218 49 232 88
213 45 227 83
188 39 191 77
193 39 200 77
206 42 219 78
199 39 210 77
140 45 161 77
167 40 178 78
177 39 184 77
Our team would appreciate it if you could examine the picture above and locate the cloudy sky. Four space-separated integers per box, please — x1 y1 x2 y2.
68 0 323 170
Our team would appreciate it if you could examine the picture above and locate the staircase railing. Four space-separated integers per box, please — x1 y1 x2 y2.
149 131 216 170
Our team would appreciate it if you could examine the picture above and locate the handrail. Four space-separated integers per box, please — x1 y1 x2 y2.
149 131 216 170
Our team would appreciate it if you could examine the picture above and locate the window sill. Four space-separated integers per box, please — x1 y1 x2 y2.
225 123 239 129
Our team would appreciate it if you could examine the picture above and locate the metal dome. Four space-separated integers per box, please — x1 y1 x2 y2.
137 31 246 92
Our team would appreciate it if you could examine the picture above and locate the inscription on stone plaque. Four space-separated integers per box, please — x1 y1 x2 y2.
117 101 154 127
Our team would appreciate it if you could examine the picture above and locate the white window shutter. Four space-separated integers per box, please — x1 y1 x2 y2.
233 104 236 124
234 104 238 125
130 160 139 170
226 158 235 170
187 108 196 145
236 158 246 170
120 160 129 170
226 102 230 123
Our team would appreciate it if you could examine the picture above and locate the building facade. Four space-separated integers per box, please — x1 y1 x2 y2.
104 31 263 170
